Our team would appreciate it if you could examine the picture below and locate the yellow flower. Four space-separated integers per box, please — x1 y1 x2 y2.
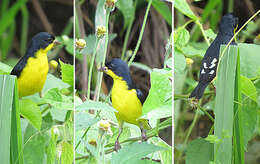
186 58 194 65
96 26 106 39
75 38 86 50
105 0 117 9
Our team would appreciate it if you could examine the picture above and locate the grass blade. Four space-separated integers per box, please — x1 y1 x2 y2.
214 45 238 163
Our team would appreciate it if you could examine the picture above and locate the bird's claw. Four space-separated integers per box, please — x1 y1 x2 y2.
114 140 121 152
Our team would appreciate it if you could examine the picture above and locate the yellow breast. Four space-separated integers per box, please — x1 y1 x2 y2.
111 79 142 125
17 50 49 97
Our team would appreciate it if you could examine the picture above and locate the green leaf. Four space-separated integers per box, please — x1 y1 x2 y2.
43 88 73 110
174 50 186 73
23 124 47 164
214 45 238 164
239 43 260 78
186 138 214 164
111 142 164 164
0 75 15 164
59 59 74 86
151 0 172 26
205 28 216 40
75 112 99 131
174 27 190 48
142 69 172 119
174 0 198 20
240 75 257 103
76 99 117 112
61 141 74 164
241 98 258 147
47 127 58 164
0 61 12 75
0 0 27 36
20 99 42 130
116 0 135 29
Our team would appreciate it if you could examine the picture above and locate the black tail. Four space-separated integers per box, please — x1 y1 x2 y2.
189 82 208 99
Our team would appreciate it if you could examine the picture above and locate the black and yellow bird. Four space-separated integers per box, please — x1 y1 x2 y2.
189 13 238 99
100 58 150 151
10 32 59 98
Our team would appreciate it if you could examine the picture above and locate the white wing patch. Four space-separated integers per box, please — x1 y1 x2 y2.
203 62 208 68
209 58 217 69
201 69 206 74
209 70 214 74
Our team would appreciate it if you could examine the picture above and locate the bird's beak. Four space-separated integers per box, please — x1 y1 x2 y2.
53 40 61 48
98 66 108 73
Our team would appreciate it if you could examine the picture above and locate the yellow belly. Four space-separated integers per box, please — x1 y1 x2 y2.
17 51 49 97
111 80 142 125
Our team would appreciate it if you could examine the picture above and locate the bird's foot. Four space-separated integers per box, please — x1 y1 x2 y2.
141 129 147 142
189 98 199 109
114 140 121 152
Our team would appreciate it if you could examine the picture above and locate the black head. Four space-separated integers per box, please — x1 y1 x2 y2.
105 58 134 88
219 13 238 35
30 32 55 50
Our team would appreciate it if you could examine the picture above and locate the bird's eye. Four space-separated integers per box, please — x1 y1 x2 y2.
46 38 53 43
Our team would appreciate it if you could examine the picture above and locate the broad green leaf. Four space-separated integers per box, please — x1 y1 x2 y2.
111 142 164 164
43 88 73 110
186 138 214 164
174 0 198 20
240 75 257 103
151 0 172 26
61 141 74 164
142 69 172 119
151 137 172 164
174 27 190 48
20 99 42 130
59 59 74 86
239 43 260 78
241 98 258 147
174 50 186 73
23 124 47 164
43 74 70 94
75 112 99 131
0 61 12 74
116 0 135 29
76 100 117 112
214 45 238 164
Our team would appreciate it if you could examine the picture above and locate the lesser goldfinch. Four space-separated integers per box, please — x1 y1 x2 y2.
100 58 149 151
10 32 59 98
189 14 238 99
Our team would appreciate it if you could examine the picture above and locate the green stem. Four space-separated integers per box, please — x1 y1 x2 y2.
128 0 153 66
87 38 99 99
96 9 110 102
196 20 210 46
177 110 200 164
121 17 134 60
197 104 214 122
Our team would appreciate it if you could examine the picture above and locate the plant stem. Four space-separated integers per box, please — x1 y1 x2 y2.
176 110 200 164
121 17 134 60
128 0 153 66
196 20 210 46
96 9 110 102
197 104 214 122
87 38 99 99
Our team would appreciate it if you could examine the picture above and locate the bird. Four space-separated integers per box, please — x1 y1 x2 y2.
100 58 150 151
10 32 60 98
189 13 238 99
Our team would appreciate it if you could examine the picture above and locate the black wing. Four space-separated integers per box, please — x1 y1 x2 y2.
10 56 29 77
136 89 146 104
